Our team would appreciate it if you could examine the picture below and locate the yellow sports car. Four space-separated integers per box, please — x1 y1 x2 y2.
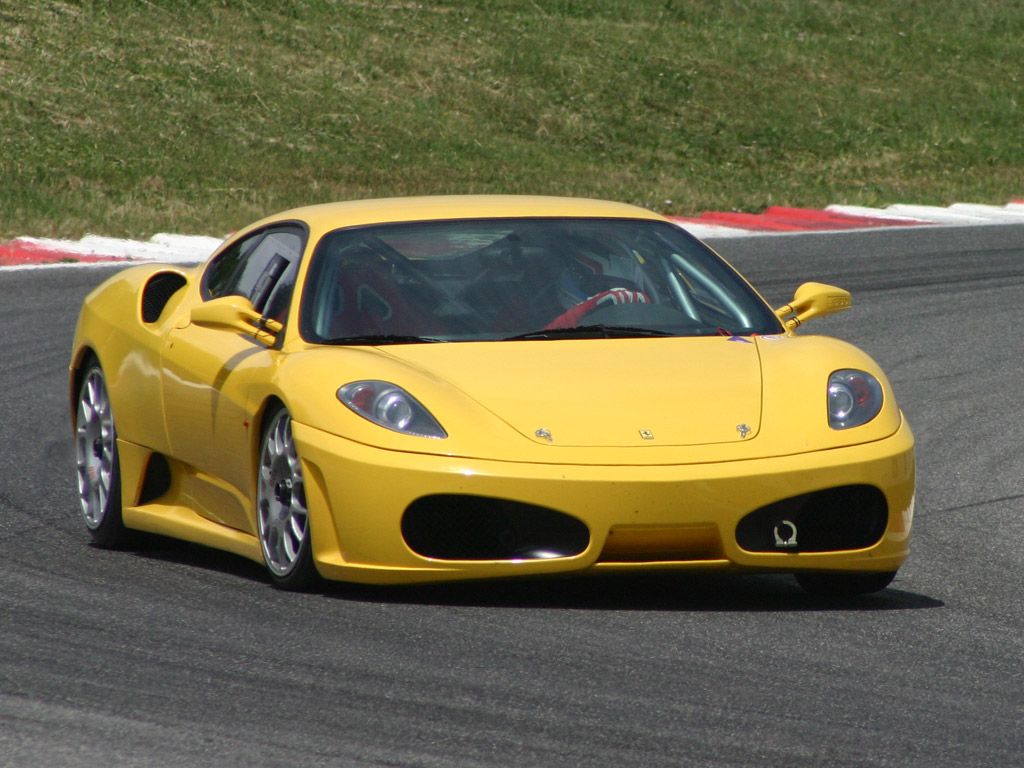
71 196 914 594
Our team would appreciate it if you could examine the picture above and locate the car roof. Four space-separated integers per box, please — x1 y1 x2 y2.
246 195 666 235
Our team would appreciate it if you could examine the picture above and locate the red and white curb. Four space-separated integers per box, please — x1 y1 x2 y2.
0 233 224 270
669 200 1024 239
2 200 1022 269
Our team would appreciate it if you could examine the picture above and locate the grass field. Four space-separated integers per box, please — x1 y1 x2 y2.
1 0 1021 239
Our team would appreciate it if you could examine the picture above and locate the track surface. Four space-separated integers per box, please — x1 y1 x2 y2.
2 226 1023 767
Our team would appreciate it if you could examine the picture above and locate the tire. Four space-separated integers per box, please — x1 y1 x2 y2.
75 361 130 548
794 570 897 597
256 406 319 590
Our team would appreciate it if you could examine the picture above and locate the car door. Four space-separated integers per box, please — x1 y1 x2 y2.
159 224 305 532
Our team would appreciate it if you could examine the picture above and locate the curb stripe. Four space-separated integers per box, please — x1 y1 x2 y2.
671 199 1024 239
671 205 929 233
0 240 133 266
0 234 224 269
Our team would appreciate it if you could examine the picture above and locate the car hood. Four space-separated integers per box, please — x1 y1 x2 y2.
381 337 762 448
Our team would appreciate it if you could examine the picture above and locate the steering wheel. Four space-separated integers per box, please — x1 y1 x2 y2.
545 288 652 330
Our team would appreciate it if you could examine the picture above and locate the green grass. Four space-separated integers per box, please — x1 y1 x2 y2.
1 0 1021 238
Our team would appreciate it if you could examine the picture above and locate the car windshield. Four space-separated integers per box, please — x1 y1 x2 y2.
300 217 783 344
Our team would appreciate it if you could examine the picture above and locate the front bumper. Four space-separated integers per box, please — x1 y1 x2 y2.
293 418 915 585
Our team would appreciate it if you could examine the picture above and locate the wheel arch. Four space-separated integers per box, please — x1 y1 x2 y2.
69 347 100 427
255 394 287 440
250 395 287 491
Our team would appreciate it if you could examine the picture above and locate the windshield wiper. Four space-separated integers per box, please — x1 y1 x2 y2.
326 334 448 345
503 325 677 341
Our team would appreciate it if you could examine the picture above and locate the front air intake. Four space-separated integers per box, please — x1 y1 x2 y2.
402 495 589 561
736 484 888 553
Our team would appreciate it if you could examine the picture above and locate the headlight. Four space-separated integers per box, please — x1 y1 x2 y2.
337 381 447 439
827 369 883 429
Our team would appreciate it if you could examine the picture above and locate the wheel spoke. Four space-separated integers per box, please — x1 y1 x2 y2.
288 510 305 541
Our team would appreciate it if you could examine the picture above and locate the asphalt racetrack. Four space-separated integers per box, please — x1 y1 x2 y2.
2 225 1023 767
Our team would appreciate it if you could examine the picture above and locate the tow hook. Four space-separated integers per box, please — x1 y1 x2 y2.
773 520 799 549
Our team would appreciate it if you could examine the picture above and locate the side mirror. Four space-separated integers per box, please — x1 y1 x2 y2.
190 295 282 344
774 282 851 330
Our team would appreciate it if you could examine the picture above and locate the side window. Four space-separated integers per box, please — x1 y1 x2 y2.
202 225 306 317
262 261 299 322
204 232 262 299
230 229 304 302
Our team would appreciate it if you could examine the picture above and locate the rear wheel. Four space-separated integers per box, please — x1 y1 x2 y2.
75 362 130 548
257 407 318 590
794 570 897 597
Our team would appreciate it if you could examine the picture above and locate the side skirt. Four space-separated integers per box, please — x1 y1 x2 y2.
123 502 263 564
116 438 263 564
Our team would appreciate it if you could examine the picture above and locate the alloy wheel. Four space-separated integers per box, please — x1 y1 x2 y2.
76 367 116 529
257 409 310 579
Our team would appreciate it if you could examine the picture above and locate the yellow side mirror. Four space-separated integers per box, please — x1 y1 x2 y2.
774 282 851 330
190 295 282 344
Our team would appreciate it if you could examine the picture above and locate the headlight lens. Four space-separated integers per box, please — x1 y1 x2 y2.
827 369 883 429
337 381 447 438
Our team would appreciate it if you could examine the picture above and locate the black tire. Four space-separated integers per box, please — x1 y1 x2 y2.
74 361 131 548
794 570 897 597
256 406 319 590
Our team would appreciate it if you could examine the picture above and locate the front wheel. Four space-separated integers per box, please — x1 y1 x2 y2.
794 570 897 597
75 361 130 548
257 407 319 590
